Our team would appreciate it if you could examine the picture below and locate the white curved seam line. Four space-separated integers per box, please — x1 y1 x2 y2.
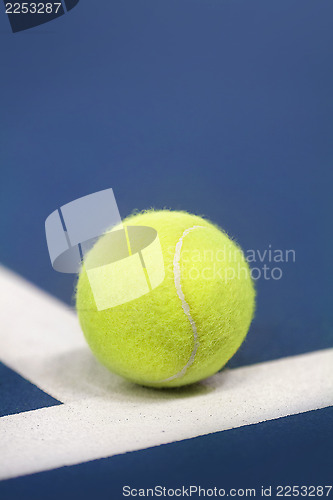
159 225 205 382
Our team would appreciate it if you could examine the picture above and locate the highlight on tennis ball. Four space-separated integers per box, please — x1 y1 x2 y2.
45 190 255 388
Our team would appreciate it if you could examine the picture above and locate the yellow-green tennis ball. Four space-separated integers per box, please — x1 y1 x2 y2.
76 210 255 388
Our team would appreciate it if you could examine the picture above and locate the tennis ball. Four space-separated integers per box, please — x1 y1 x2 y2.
76 210 255 388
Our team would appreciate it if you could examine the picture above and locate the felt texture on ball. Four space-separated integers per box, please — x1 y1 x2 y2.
76 210 255 388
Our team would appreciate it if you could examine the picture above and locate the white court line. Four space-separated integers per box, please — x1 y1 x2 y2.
0 266 332 480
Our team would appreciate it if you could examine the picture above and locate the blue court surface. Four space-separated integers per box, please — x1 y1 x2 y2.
0 0 332 498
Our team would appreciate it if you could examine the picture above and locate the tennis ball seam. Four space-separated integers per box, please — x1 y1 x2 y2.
154 225 205 383
76 210 256 388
